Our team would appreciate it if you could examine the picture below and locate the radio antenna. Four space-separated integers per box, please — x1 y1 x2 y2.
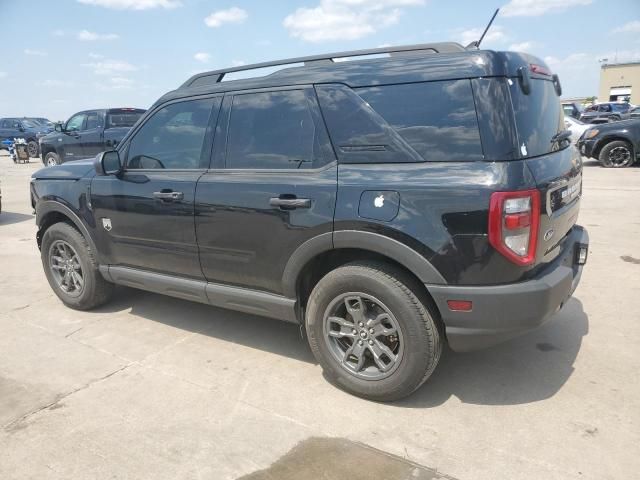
466 8 499 49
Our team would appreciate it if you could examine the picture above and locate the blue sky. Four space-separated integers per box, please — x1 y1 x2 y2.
1 0 639 121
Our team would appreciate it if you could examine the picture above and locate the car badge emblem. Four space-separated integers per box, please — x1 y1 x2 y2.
102 218 112 232
374 195 385 208
544 229 554 242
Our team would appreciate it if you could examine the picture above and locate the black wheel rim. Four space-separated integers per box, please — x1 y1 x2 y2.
49 240 84 297
28 142 38 157
608 146 631 167
323 293 403 380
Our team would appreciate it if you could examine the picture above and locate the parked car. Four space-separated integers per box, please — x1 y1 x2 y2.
39 108 145 166
0 117 53 158
562 101 583 119
27 117 55 129
30 43 589 401
565 115 589 144
579 102 632 124
577 118 639 167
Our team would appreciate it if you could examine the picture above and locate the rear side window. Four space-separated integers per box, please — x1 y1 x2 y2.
226 90 331 169
509 78 564 158
357 80 484 162
107 111 144 128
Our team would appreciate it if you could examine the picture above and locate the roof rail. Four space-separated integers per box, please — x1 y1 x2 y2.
180 42 466 89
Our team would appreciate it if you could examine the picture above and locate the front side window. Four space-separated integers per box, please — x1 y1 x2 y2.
357 80 484 162
66 114 86 132
226 90 328 169
127 98 217 170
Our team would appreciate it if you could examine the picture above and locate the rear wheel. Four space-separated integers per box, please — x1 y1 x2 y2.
41 222 113 310
599 140 634 168
306 261 442 401
44 152 60 167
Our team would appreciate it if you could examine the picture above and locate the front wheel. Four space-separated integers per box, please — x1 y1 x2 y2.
41 222 113 310
306 262 442 402
599 140 635 168
27 140 39 158
44 152 61 167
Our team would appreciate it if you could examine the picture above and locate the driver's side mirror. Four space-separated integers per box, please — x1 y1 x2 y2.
54 122 64 133
95 150 122 176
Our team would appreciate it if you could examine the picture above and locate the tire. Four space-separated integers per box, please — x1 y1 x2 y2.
305 261 442 402
41 222 113 310
599 140 635 168
44 152 61 167
27 140 39 158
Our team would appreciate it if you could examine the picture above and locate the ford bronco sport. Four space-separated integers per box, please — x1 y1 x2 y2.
30 43 589 401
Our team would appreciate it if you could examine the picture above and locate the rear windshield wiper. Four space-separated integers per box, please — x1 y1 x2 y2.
550 130 572 144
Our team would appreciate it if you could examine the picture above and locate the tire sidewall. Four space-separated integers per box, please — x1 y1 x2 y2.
27 140 39 158
45 152 60 167
306 266 436 400
600 141 634 168
41 223 99 309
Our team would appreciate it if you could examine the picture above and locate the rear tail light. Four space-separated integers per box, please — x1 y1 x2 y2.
489 189 541 266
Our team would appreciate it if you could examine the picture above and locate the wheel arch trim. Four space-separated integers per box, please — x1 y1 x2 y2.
36 201 98 255
282 230 446 298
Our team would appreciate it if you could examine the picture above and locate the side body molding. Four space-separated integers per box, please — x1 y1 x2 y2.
282 230 446 297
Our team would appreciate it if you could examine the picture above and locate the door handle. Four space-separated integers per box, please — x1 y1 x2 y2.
269 196 311 210
153 191 184 202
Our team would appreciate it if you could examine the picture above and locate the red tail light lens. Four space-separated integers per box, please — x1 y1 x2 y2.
489 190 540 266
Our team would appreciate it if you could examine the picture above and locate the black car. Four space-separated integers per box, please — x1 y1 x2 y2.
39 108 145 166
577 118 639 167
579 102 632 124
30 43 588 401
0 117 53 157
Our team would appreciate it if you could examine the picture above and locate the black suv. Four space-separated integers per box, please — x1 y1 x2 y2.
579 102 632 124
39 108 145 166
30 43 588 401
0 117 53 157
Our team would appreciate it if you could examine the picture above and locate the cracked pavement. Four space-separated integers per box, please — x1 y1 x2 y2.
1 152 639 479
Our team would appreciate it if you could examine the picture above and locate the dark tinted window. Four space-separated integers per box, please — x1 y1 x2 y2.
226 90 329 169
127 98 217 170
107 111 144 128
358 80 483 162
600 104 612 112
85 112 102 130
611 103 629 112
509 78 564 157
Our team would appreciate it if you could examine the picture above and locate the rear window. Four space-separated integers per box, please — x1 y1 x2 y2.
107 111 143 128
509 78 564 158
357 80 484 162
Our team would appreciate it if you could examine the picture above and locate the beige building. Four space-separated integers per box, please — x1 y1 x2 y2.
599 62 640 104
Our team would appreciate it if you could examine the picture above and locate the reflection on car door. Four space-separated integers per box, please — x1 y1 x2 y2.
80 111 106 158
195 88 338 295
91 97 221 279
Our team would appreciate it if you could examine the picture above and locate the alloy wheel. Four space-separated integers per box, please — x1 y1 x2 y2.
49 240 84 297
608 146 632 167
323 293 403 380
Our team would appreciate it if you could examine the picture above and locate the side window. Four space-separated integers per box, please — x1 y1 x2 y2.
66 114 86 132
357 80 484 162
127 97 217 170
85 112 102 130
600 104 611 112
225 90 330 169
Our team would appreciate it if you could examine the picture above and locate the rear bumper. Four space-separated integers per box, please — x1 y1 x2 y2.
427 226 589 352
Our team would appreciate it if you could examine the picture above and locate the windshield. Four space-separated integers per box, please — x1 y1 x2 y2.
509 78 564 158
106 111 143 128
21 120 38 128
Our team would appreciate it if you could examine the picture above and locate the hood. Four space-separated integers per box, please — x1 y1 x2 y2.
31 158 96 180
588 118 640 131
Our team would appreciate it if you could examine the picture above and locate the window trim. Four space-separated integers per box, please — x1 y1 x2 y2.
216 85 336 173
120 94 223 172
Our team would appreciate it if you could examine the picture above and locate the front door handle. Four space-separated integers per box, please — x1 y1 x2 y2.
269 196 311 210
153 191 184 202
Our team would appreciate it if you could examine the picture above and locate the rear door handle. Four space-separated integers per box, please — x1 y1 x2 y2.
269 196 311 210
153 191 184 202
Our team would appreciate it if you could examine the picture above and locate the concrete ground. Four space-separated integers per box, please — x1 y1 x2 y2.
0 151 639 479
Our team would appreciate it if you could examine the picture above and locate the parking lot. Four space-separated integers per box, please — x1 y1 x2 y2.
0 151 639 479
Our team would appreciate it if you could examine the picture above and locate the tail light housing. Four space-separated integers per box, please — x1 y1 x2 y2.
489 189 541 266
